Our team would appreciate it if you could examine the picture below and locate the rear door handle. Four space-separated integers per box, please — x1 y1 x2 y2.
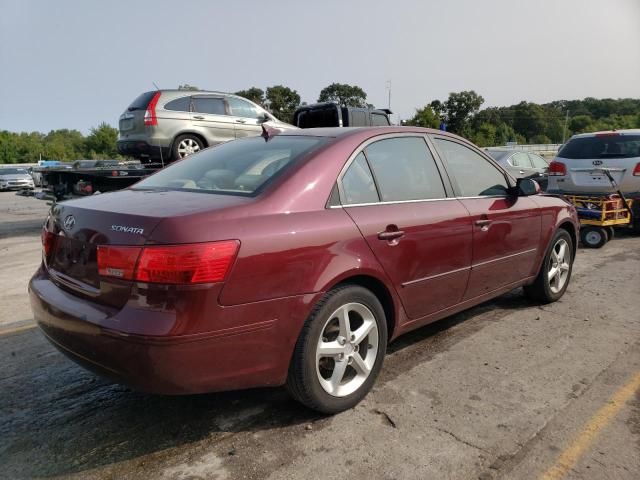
235 119 247 124
378 230 405 241
193 115 205 120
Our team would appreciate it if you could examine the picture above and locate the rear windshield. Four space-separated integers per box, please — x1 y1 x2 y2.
295 107 340 128
0 168 28 175
558 134 640 159
127 91 157 111
133 136 327 196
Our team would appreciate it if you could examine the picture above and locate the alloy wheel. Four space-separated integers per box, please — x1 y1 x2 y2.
177 138 201 158
315 302 379 397
548 238 570 294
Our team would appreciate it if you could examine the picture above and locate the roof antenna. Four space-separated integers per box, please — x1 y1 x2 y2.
152 81 160 91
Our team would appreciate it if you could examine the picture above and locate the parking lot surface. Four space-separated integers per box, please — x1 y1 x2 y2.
0 190 638 479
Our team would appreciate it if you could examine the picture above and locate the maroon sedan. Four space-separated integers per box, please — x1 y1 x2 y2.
30 127 579 413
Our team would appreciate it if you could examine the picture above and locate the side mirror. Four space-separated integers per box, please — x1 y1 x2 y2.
258 113 270 123
511 177 540 196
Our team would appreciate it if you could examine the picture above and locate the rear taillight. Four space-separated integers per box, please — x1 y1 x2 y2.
548 161 567 176
41 229 56 260
97 245 141 280
633 163 640 176
97 241 239 284
143 91 161 126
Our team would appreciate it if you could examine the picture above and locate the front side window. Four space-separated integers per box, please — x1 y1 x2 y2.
364 137 446 202
192 97 226 115
134 136 326 196
433 138 508 197
227 97 260 119
341 153 379 204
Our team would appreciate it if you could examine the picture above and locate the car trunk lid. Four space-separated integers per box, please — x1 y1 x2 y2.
44 189 251 308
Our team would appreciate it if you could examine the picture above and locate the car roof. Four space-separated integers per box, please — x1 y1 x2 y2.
277 126 461 139
571 129 640 139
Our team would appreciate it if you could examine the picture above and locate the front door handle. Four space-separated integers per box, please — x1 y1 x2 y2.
378 230 405 241
193 115 205 120
235 119 247 124
475 218 492 231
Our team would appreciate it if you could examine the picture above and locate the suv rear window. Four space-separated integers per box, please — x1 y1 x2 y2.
558 134 640 159
127 91 157 111
133 136 327 196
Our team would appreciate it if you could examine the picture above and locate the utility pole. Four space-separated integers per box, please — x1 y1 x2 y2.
385 80 391 110
562 110 569 144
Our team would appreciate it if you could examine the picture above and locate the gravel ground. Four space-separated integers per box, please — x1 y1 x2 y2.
0 190 638 480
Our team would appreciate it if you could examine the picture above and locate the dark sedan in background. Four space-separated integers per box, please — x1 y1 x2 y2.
30 127 578 413
485 148 549 190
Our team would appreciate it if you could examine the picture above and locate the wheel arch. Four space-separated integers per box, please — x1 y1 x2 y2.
171 130 209 150
328 274 398 341
557 220 578 259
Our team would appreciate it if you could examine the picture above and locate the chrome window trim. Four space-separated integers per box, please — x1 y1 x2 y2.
329 194 509 209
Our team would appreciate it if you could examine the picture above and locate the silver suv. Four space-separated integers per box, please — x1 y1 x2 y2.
117 90 289 162
548 129 640 194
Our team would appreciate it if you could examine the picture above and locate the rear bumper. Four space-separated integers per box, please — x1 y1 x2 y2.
117 140 171 161
29 265 316 394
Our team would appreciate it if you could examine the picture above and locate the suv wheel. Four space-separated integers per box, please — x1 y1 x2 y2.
173 134 203 160
286 285 387 414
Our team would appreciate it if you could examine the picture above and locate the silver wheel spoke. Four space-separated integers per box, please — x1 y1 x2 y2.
352 319 374 346
338 306 351 338
317 341 345 358
548 238 571 294
557 243 566 262
548 266 559 282
351 353 370 376
330 359 348 392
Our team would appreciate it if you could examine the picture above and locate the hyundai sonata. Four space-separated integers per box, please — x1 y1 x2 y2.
30 127 579 413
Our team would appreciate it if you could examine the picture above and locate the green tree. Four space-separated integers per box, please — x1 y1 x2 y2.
265 85 300 123
318 83 368 107
85 122 118 158
443 90 484 135
234 87 265 106
405 105 439 128
470 122 497 147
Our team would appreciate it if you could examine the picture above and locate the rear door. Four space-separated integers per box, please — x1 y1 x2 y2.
191 96 236 144
339 134 472 320
431 137 541 299
508 152 535 179
227 96 265 138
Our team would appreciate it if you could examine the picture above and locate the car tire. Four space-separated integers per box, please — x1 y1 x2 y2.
524 229 574 304
172 134 204 161
286 285 388 414
580 226 607 248
605 226 615 240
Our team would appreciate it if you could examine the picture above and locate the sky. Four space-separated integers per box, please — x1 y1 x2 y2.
1 0 639 133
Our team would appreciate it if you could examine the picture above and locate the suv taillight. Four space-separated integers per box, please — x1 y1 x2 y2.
143 91 161 126
633 163 640 176
97 241 239 284
548 161 567 176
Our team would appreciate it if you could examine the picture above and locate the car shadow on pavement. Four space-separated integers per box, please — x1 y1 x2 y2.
0 290 534 478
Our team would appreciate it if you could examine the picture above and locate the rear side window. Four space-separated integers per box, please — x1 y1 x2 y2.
341 153 379 204
133 136 327 196
364 137 446 201
528 154 548 169
434 138 508 197
509 153 532 168
127 91 157 111
192 97 226 115
370 113 389 126
164 96 191 112
558 134 640 159
228 97 260 119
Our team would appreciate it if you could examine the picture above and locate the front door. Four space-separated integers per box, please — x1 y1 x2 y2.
431 137 541 299
339 136 472 320
227 96 264 138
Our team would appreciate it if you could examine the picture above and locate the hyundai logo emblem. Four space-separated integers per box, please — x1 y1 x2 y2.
63 215 76 231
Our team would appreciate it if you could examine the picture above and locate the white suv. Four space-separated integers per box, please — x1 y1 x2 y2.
548 129 640 194
547 129 640 231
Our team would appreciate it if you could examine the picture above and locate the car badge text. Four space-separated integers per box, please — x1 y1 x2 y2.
111 225 144 235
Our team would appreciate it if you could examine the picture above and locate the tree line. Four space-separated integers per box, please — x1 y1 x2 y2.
1 83 638 163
